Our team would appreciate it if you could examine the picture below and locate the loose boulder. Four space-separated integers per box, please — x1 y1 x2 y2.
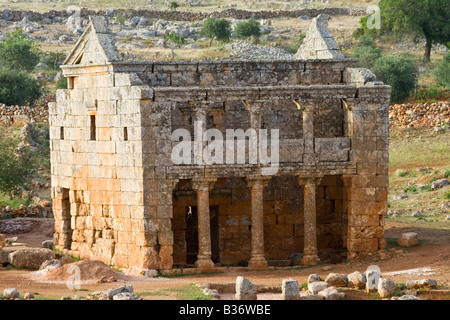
307 273 322 284
3 288 19 300
318 286 339 300
281 278 300 300
41 240 54 250
308 281 328 294
325 273 348 287
8 248 56 269
398 232 418 247
235 276 257 300
378 278 397 298
348 271 366 289
406 279 437 290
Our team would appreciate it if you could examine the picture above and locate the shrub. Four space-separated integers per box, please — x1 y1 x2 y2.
403 184 418 194
352 44 382 69
169 1 179 10
164 32 185 45
0 68 41 106
444 169 450 178
395 169 409 177
235 18 261 40
55 76 67 90
200 18 231 46
434 52 450 88
372 54 418 104
0 29 41 72
0 131 35 197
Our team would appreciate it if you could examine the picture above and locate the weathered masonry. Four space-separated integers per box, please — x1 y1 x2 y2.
50 15 391 271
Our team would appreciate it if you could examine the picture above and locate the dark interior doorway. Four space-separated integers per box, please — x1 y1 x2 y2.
185 205 220 265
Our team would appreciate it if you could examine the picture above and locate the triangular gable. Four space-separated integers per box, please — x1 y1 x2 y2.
294 14 345 60
63 16 119 66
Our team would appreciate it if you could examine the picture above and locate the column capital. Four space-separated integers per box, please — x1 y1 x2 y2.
297 175 323 186
191 178 217 191
242 100 267 113
246 176 271 189
188 101 210 113
292 99 316 112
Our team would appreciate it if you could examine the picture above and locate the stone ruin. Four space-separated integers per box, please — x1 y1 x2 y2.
49 15 391 271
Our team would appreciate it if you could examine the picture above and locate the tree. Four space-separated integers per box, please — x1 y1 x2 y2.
200 18 231 46
0 28 41 72
434 52 450 88
372 54 418 104
0 131 33 197
379 0 450 62
169 2 179 10
235 18 261 41
0 68 41 106
351 36 382 69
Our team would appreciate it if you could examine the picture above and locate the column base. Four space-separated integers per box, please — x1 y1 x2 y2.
194 257 215 270
301 255 320 266
248 258 268 269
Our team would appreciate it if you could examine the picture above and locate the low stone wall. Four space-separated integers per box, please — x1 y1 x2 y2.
0 94 53 126
389 101 450 128
2 7 366 23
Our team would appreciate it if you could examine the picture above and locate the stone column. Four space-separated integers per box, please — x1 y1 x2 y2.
297 176 322 266
246 176 271 269
189 101 209 165
302 104 316 165
191 177 217 270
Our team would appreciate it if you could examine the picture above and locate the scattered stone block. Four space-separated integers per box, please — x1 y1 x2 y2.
378 278 397 298
406 279 437 290
318 286 339 300
281 278 300 300
325 273 348 287
235 276 257 300
348 271 366 289
398 232 418 247
3 288 19 300
307 273 322 284
308 281 328 294
8 248 56 269
41 240 54 250
365 268 382 292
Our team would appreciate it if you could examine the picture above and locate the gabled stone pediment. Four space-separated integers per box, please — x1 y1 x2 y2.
295 14 345 60
63 16 119 66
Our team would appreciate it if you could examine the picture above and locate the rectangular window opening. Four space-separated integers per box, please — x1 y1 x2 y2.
90 115 96 141
60 127 65 140
124 127 128 141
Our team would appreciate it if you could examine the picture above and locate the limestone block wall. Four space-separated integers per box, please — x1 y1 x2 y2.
49 68 156 269
345 86 391 259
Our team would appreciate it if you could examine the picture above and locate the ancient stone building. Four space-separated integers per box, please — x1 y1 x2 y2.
49 15 391 271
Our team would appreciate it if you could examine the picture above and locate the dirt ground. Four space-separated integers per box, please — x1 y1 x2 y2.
0 217 449 300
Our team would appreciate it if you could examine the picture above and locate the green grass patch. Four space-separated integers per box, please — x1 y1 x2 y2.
444 191 450 200
169 284 211 300
135 290 171 297
0 193 32 210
